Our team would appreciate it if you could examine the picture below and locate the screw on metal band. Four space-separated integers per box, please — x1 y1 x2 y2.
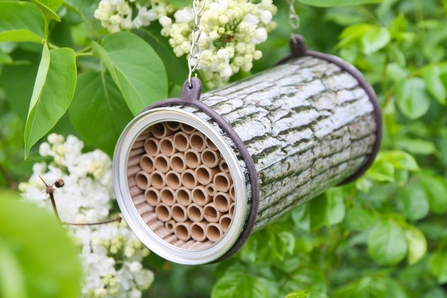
187 0 206 87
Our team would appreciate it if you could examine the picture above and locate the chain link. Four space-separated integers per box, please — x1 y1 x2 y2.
286 0 300 41
187 0 206 87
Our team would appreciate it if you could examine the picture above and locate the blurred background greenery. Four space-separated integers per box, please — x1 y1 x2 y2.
1 0 447 297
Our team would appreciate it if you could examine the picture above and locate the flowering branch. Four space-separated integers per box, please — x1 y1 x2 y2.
38 175 122 226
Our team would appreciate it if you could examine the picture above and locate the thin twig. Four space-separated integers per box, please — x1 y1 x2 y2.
39 175 61 223
64 216 122 226
38 175 122 227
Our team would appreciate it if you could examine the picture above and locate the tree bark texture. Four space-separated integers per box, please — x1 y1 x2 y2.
172 56 377 232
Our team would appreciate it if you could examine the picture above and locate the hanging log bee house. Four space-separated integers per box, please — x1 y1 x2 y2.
113 36 382 265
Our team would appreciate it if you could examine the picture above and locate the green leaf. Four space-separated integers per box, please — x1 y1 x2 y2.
24 43 77 157
335 277 407 298
240 225 294 262
381 150 419 171
404 225 427 265
0 50 41 121
69 71 133 157
422 67 447 105
419 176 447 214
326 188 345 225
396 182 430 221
396 138 438 155
0 1 46 43
134 28 189 86
0 49 12 64
92 31 168 115
32 0 61 22
344 207 379 231
368 160 395 182
368 220 408 266
168 0 190 8
429 252 447 284
35 0 63 11
0 238 27 298
211 267 269 298
396 77 432 119
298 0 383 7
285 290 310 298
0 198 83 298
362 27 390 55
64 0 91 14
310 193 328 230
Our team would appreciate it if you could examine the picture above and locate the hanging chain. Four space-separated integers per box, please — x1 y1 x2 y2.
286 0 300 42
187 0 206 87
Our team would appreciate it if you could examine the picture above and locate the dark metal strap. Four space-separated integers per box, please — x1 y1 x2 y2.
140 78 259 263
278 35 382 185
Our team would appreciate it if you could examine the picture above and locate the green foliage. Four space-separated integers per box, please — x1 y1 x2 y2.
0 197 83 298
1 0 447 297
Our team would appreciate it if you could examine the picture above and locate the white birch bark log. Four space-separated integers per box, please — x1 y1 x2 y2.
172 56 377 232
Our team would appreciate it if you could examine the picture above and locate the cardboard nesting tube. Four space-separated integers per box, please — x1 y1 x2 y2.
191 221 208 241
145 187 160 206
173 131 190 152
206 223 223 242
151 122 173 139
140 154 155 172
165 220 176 233
218 159 229 173
128 155 141 167
213 172 231 192
176 187 192 206
171 203 188 222
219 215 232 233
205 138 218 151
175 221 193 241
203 203 222 223
192 185 212 206
166 121 181 131
150 171 166 190
180 123 195 134
181 169 197 189
229 185 235 201
201 149 220 168
206 184 217 197
195 165 218 185
160 187 176 206
159 135 177 157
229 202 235 217
213 192 231 212
184 149 201 169
187 203 204 222
155 203 172 222
170 153 186 173
135 171 151 189
189 132 207 152
144 137 159 156
166 170 182 189
154 155 170 173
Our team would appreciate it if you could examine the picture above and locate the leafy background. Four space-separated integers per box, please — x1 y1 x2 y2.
1 0 447 297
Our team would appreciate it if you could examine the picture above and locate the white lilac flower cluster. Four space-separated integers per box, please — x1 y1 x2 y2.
94 0 175 33
19 134 153 298
163 0 277 87
94 0 277 88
